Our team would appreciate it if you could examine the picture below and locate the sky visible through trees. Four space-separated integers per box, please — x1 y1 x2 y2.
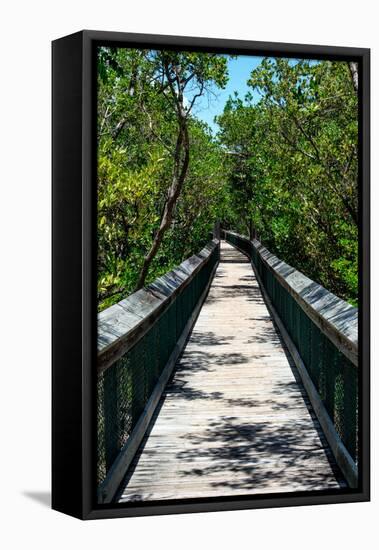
188 55 263 133
97 48 358 311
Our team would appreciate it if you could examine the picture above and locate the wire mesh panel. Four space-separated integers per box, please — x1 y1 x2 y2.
97 243 219 485
224 232 358 465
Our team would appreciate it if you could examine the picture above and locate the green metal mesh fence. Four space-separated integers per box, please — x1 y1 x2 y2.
224 232 358 464
97 244 219 485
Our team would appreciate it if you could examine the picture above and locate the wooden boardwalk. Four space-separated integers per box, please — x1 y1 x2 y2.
117 241 346 502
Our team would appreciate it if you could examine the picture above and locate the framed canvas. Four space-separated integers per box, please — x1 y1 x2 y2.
52 30 370 520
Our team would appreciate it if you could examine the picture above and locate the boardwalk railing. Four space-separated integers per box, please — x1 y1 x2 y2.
97 239 220 502
223 230 358 488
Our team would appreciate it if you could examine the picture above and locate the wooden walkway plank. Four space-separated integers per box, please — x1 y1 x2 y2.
117 241 346 502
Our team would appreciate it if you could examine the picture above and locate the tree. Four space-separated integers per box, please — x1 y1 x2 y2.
97 51 359 308
217 58 358 304
97 48 228 308
134 51 228 289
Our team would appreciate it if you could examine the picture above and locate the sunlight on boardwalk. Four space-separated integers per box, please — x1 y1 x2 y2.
117 241 346 502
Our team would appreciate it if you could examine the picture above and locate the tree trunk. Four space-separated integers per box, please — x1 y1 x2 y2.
248 219 255 240
135 122 190 290
213 221 220 239
349 61 359 93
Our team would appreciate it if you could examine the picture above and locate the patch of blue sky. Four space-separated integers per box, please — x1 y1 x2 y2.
186 55 320 135
187 55 264 135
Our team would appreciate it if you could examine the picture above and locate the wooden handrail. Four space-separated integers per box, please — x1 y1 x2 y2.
223 230 358 366
98 239 220 374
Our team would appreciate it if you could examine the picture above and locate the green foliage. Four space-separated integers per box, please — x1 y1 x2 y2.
217 58 358 305
97 49 358 310
97 47 229 310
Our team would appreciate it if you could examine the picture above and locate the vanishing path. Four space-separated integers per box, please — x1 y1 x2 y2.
117 241 346 502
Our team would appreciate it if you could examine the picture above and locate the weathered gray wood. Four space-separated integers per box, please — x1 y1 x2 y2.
97 259 219 503
98 239 219 373
250 255 358 488
224 231 358 366
117 241 346 503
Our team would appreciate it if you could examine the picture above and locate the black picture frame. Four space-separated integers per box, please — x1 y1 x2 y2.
52 30 370 520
